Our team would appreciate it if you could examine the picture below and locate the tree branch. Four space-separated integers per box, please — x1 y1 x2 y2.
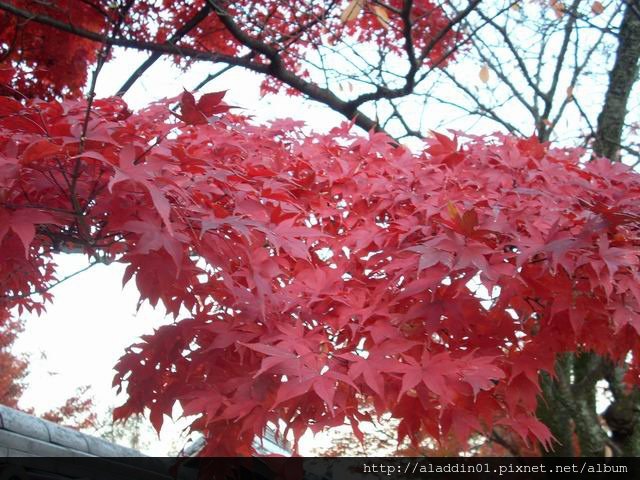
202 0 383 133
116 4 213 96
593 0 640 160
0 261 100 301
0 1 260 68
0 0 383 134
345 0 482 109
538 0 581 141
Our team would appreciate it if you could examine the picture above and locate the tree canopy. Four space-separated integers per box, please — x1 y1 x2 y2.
1 0 640 456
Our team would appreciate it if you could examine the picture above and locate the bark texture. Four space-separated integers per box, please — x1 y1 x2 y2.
593 1 640 160
541 1 640 458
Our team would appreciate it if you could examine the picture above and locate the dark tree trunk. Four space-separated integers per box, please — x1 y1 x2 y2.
592 0 640 457
541 1 640 458
592 1 640 160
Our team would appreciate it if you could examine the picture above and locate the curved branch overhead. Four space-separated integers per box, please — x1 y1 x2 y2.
0 0 480 137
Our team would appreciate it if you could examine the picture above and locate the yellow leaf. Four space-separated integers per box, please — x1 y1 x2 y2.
551 1 565 18
591 1 604 14
566 86 574 100
373 5 390 28
447 201 460 221
479 64 490 83
340 0 363 23
511 2 521 11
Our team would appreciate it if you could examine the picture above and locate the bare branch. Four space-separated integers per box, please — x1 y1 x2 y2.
116 4 213 96
345 0 482 109
538 0 582 140
594 0 640 159
0 0 382 134
0 261 100 301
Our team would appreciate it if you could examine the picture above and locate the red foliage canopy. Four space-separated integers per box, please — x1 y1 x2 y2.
1 86 640 454
0 0 458 99
0 1 104 99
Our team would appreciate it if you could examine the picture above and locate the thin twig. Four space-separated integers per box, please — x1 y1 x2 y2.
1 261 100 301
116 4 212 96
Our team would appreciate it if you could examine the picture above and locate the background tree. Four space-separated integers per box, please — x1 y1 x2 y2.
0 0 639 457
0 311 28 409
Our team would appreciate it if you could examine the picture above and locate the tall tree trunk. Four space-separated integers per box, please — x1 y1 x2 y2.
540 353 608 457
592 0 640 161
593 0 640 457
540 2 640 457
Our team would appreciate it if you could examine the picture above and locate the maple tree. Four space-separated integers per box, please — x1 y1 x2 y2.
0 0 639 457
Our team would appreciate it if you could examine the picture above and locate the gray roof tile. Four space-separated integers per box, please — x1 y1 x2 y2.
0 407 49 443
84 434 141 457
47 422 90 452
0 405 144 457
0 430 91 457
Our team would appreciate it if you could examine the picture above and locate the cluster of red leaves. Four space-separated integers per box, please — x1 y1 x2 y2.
342 0 459 61
158 0 459 96
1 0 458 99
0 309 27 408
2 88 640 455
0 1 105 99
39 386 97 430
